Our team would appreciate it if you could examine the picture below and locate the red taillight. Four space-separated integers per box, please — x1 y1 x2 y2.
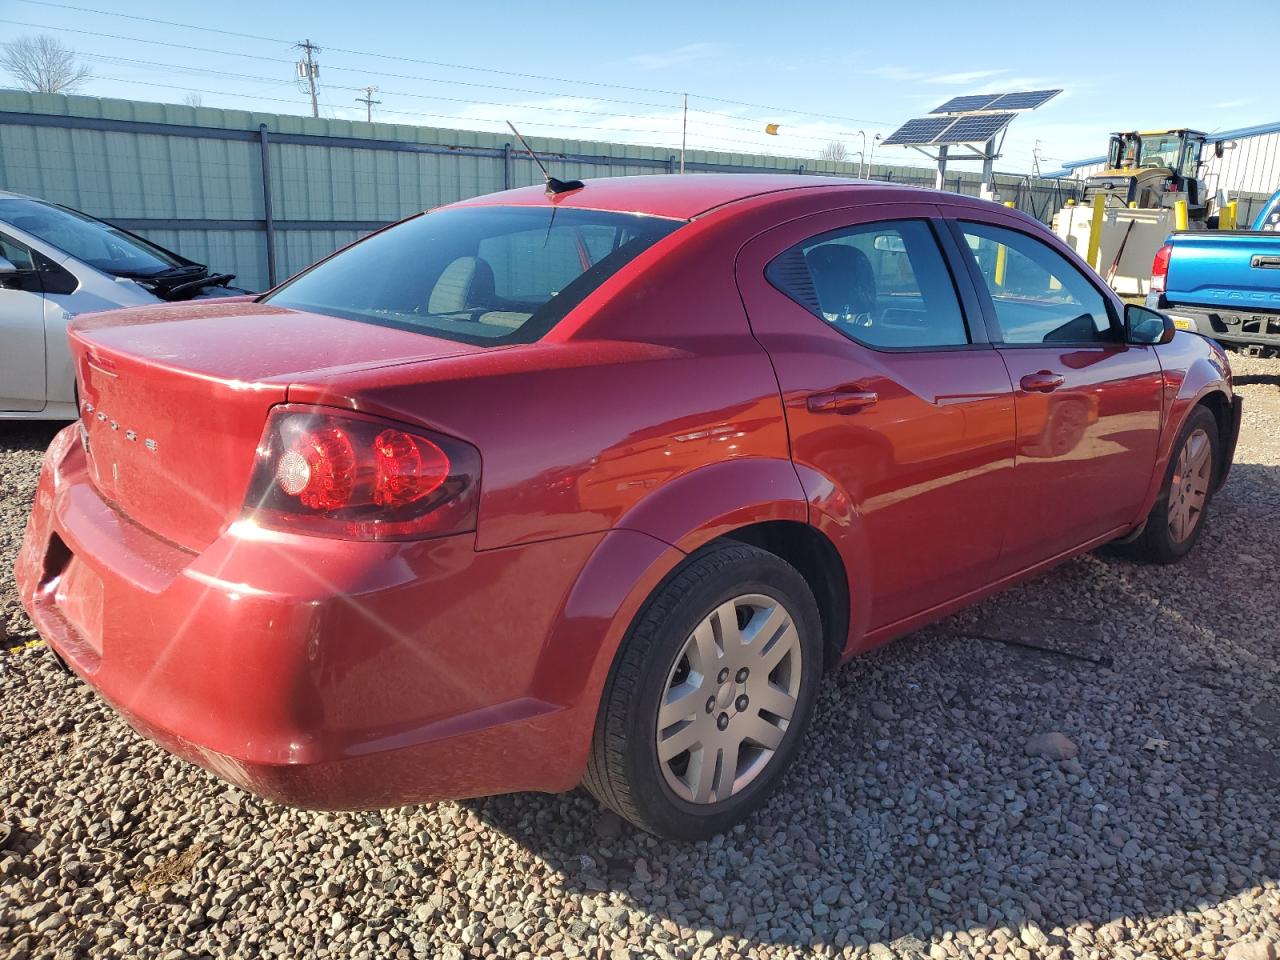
1151 243 1172 294
278 425 357 511
372 428 449 507
243 406 479 541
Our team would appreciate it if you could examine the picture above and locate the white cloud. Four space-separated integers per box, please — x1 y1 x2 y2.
1213 97 1254 109
922 69 1009 86
626 43 723 71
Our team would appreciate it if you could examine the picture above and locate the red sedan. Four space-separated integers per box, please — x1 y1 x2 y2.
16 175 1241 838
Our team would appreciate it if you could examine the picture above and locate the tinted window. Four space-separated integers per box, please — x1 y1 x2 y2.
766 219 969 349
959 222 1115 344
265 206 680 346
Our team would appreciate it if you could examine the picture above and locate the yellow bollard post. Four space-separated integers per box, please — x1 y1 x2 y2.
1129 201 1138 208
1221 200 1237 230
1174 198 1189 232
1086 194 1105 271
994 201 1015 286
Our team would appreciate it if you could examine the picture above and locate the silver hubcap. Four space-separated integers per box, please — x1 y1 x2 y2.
655 594 802 805
1169 427 1212 544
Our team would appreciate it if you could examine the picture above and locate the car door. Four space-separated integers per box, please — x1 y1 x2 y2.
942 212 1164 571
0 231 47 411
736 203 1017 635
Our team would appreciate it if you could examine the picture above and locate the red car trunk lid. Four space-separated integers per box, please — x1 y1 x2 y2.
70 302 481 551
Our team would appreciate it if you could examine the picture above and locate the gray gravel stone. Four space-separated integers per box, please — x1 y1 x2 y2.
1025 731 1079 760
3 357 1280 958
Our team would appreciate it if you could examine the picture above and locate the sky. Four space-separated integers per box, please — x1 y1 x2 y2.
1 0 1276 176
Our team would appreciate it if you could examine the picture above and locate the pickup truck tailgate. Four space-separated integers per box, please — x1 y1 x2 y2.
1165 230 1280 311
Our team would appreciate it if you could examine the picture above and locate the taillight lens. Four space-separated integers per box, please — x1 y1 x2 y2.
1151 243 1172 294
243 406 480 541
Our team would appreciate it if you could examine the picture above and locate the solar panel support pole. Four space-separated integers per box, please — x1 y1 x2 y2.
935 145 948 191
981 137 996 189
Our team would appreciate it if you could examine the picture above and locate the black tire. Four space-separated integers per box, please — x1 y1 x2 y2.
583 542 824 840
1113 405 1220 564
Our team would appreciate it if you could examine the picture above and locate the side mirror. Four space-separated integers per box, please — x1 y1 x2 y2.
0 255 18 276
1125 303 1176 345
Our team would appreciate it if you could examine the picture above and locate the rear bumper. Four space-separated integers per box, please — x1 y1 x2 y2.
15 426 606 809
1148 296 1280 348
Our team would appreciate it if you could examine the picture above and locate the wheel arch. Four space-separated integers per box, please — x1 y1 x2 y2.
718 520 850 669
1191 387 1235 489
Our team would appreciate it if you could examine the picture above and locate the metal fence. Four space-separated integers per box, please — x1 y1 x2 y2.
0 90 1083 291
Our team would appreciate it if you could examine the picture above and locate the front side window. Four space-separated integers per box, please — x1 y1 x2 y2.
959 222 1115 345
265 206 680 346
766 219 970 349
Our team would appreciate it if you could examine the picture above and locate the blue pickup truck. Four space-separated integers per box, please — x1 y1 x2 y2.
1147 189 1280 352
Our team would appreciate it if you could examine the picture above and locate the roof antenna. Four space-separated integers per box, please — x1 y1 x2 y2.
506 121 584 196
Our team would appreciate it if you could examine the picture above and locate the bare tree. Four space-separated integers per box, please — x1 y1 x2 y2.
183 93 203 108
1 35 91 94
819 140 849 162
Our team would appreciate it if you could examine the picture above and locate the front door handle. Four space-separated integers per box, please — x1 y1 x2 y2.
1019 371 1066 393
806 389 879 413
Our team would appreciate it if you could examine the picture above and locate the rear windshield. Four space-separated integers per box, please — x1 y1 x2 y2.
263 205 681 346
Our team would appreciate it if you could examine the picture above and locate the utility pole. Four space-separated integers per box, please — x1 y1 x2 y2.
680 93 687 174
356 85 381 123
295 39 321 119
1032 139 1043 178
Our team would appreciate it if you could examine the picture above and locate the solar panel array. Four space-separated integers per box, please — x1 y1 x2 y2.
888 88 1062 148
882 112 1016 146
881 116 957 146
933 113 1017 145
930 89 1062 115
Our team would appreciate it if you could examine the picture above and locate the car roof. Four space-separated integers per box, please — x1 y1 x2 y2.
448 174 873 220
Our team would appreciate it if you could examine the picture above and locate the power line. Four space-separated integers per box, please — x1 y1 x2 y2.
83 74 690 141
4 17 891 146
69 47 863 148
10 0 891 126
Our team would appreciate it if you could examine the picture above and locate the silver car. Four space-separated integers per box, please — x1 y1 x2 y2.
0 191 245 420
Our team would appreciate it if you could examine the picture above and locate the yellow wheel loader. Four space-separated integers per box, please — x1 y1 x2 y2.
1052 129 1223 296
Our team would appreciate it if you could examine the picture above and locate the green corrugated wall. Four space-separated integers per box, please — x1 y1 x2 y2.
0 90 1080 290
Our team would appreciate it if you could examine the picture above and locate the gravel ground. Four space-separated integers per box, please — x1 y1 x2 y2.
2 355 1279 960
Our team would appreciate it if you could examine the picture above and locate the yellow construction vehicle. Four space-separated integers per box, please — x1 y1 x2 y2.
1082 129 1214 221
1053 129 1226 295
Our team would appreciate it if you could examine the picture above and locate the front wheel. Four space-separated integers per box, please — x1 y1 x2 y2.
1114 405 1220 564
584 543 823 839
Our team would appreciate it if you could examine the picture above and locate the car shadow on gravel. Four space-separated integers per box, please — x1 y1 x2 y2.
466 461 1280 955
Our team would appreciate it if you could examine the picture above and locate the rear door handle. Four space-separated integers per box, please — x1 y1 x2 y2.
806 389 879 413
1019 371 1066 393
1251 255 1280 269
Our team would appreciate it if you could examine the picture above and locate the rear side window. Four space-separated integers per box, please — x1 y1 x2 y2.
264 206 681 346
766 219 970 349
958 221 1115 344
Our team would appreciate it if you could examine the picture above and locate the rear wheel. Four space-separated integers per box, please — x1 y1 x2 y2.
1114 405 1219 564
584 543 823 839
